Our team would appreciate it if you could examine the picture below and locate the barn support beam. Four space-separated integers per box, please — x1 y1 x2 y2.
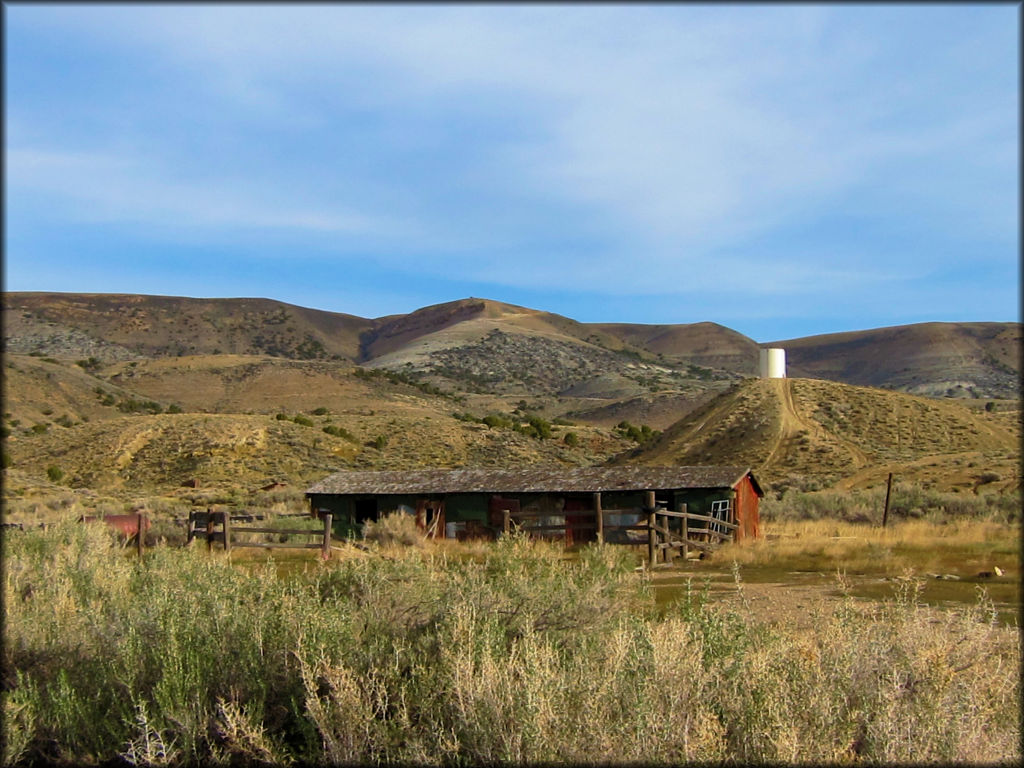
645 490 656 568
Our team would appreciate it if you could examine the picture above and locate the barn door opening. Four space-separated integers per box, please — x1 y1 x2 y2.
415 499 445 538
354 498 377 526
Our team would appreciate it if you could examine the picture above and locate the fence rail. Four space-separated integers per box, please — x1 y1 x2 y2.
492 496 737 568
186 509 332 557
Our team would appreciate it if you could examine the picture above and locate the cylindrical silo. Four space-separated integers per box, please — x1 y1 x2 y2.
759 348 786 379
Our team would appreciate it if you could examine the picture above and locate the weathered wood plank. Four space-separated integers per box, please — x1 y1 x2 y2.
679 512 738 529
646 491 656 568
681 538 715 552
321 514 332 559
654 509 692 519
229 526 322 535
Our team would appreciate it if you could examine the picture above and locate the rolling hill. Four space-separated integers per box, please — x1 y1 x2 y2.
771 322 1021 399
4 292 1018 399
624 377 1020 494
2 291 1019 506
5 293 371 362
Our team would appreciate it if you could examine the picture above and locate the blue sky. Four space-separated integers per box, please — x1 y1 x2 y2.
4 4 1018 342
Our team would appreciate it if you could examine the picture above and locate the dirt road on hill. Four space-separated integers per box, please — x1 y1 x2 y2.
763 379 870 474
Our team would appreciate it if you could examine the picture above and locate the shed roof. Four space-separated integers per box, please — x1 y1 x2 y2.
306 466 762 496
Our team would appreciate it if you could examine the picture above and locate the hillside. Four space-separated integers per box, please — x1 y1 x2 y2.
4 293 372 362
625 378 1020 494
589 321 760 374
2 292 1019 508
1 353 633 499
772 322 1021 399
4 292 1019 401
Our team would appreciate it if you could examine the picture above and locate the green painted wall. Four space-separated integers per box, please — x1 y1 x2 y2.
444 494 490 522
309 486 738 540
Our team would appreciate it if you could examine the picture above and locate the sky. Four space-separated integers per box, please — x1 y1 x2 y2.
4 3 1019 342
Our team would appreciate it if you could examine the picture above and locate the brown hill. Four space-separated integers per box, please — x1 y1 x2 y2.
357 298 738 403
589 321 760 373
4 293 372 362
624 378 1020 495
4 292 1019 400
770 322 1020 399
1 353 634 498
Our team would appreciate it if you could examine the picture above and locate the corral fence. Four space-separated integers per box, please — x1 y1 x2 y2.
499 491 738 568
186 509 333 557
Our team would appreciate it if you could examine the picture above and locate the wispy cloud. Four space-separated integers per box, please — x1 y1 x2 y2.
5 4 1017 334
7 147 389 237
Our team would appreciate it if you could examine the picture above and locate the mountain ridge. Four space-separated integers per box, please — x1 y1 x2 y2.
4 291 1018 401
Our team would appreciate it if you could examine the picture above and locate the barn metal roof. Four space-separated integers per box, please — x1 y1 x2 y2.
306 466 762 496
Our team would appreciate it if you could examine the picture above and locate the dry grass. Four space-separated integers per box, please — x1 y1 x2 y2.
3 523 1019 765
717 517 1019 577
362 511 425 547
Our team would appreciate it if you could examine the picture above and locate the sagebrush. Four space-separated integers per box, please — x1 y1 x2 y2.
2 523 1019 765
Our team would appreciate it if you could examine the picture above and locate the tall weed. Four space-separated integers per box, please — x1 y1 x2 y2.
3 524 1019 765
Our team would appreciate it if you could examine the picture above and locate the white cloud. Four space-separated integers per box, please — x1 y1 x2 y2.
7 4 1017 303
7 147 388 237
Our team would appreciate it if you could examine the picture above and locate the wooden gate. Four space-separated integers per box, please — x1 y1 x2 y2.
187 509 333 557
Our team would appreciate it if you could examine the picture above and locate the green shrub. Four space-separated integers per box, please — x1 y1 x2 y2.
293 415 314 427
563 432 580 447
3 525 1018 765
167 404 183 414
482 414 513 429
524 415 552 440
117 398 162 414
46 465 64 483
323 425 356 441
616 420 660 444
311 407 329 416
275 413 289 421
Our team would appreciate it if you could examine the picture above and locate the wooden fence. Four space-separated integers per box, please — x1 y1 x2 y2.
499 491 738 568
187 509 333 557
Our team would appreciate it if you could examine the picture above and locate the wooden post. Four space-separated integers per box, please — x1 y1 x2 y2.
503 509 510 536
222 510 231 553
645 491 656 568
206 508 215 551
186 510 195 545
732 489 740 543
882 473 893 528
136 513 144 558
593 492 603 545
321 514 332 559
680 503 688 560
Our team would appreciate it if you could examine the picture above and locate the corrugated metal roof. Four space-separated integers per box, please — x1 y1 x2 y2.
306 466 758 496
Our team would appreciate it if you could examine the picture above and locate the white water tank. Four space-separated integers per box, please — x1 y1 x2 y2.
759 348 786 379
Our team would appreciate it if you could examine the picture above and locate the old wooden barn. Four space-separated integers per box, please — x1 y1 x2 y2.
306 466 762 547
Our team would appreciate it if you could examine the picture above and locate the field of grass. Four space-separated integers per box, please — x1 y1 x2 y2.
3 518 1020 765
